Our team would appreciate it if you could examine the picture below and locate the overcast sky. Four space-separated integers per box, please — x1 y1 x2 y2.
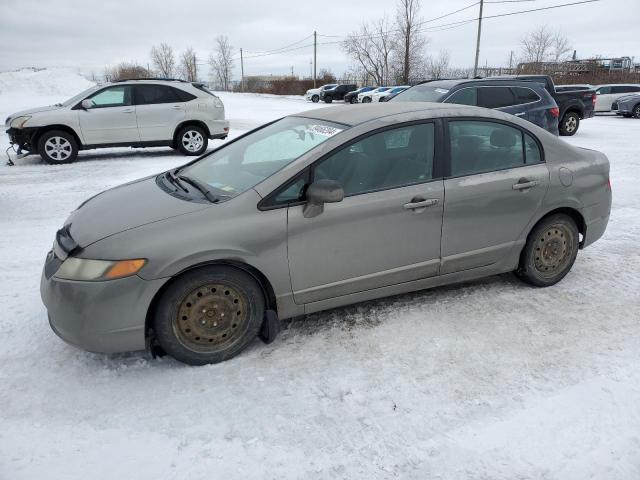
1 0 638 80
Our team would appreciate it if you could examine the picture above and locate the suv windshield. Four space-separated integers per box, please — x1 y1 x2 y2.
390 84 451 102
60 86 101 107
179 117 346 200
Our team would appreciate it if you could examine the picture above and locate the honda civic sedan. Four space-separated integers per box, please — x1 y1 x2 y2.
41 103 612 365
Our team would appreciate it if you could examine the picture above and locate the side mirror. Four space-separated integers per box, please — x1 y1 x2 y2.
303 179 344 218
81 99 94 110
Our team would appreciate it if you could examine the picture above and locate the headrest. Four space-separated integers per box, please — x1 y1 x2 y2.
457 135 484 151
490 129 517 148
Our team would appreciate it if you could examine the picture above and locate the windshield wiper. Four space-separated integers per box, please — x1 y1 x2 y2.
177 174 226 203
165 170 189 193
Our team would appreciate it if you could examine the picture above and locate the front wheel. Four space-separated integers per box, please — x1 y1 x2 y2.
559 111 580 136
176 125 208 156
515 214 579 287
633 104 640 119
311 94 319 103
37 130 78 164
350 96 357 104
153 266 265 365
362 97 372 103
324 95 333 103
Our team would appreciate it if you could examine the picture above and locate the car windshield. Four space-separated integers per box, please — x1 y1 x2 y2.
390 84 450 102
179 117 346 200
60 86 101 107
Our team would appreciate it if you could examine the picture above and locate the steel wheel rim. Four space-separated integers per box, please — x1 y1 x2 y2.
565 116 577 132
174 283 249 353
44 136 72 161
534 224 574 277
182 130 204 152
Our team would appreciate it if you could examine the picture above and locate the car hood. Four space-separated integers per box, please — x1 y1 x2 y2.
8 104 63 119
65 175 211 248
307 88 321 94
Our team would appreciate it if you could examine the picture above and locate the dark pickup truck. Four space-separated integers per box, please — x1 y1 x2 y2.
490 75 596 136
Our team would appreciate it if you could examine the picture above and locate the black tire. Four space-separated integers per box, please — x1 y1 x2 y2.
362 97 372 103
311 94 319 103
633 104 640 119
37 130 78 164
516 214 579 287
176 125 208 156
559 111 580 136
324 95 333 104
153 266 265 365
350 96 357 104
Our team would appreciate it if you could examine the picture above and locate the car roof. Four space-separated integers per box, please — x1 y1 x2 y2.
293 102 521 127
419 78 547 90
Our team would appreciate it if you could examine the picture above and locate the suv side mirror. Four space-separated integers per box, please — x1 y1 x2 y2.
303 179 344 218
81 99 94 110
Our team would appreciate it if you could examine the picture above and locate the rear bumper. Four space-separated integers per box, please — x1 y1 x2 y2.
41 259 167 354
205 119 229 138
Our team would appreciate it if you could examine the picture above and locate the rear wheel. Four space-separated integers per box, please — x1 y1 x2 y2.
516 214 579 287
324 95 333 103
153 266 265 365
350 96 357 104
559 111 580 136
37 130 78 164
362 97 372 103
176 125 208 156
633 104 640 119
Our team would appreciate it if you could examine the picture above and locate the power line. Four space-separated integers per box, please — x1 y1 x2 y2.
234 34 314 58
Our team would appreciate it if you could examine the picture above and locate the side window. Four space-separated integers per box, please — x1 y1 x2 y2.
173 87 196 102
524 133 542 164
629 86 640 93
136 84 180 105
446 87 477 106
272 174 308 205
87 86 132 108
314 123 435 196
596 86 611 95
449 120 524 177
477 87 516 108
512 87 540 105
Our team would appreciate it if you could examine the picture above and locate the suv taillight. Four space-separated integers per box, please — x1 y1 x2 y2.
550 107 560 118
606 177 612 191
591 93 597 104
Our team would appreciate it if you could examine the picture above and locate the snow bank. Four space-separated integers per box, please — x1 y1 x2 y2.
0 67 94 97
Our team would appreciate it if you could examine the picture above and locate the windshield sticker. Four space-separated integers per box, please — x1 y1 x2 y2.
434 88 450 94
305 125 343 138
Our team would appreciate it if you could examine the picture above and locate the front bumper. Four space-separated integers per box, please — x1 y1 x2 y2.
40 254 167 353
6 127 38 152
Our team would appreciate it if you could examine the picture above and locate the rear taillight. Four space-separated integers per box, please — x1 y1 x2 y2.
550 107 560 118
592 93 597 104
606 177 612 191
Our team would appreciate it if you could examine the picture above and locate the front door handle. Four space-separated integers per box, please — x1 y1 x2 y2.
514 112 526 117
172 105 184 110
403 198 439 211
512 178 540 190
122 109 135 114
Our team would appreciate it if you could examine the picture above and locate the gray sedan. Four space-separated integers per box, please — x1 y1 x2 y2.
612 94 640 118
41 103 612 365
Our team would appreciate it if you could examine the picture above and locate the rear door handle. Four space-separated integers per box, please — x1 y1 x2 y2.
513 178 540 190
403 198 439 210
172 105 184 110
515 112 526 117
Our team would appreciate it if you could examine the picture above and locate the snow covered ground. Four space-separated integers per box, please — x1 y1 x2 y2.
1 69 639 479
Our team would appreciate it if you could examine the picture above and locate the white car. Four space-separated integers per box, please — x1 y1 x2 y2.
373 86 410 102
357 87 391 103
594 84 640 112
5 79 229 164
305 84 337 103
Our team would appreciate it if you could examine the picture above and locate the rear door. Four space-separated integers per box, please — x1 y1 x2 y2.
595 86 613 111
77 85 139 144
510 86 542 124
440 119 549 274
134 84 186 141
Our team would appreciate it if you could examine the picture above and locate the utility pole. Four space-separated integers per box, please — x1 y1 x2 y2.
313 30 317 88
473 0 484 78
509 50 514 70
240 48 245 92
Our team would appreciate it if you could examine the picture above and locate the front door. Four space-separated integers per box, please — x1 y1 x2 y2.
134 84 186 141
78 85 139 145
441 119 549 274
286 122 444 304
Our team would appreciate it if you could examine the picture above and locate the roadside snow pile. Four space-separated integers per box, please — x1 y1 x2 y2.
0 67 94 97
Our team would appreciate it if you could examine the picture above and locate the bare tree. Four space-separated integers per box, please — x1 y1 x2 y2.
551 30 572 62
209 35 234 91
104 62 148 82
520 26 555 64
343 17 395 86
180 47 198 82
150 43 176 78
425 49 451 80
393 0 427 84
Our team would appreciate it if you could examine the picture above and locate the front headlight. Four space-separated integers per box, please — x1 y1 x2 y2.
10 115 31 128
54 257 146 281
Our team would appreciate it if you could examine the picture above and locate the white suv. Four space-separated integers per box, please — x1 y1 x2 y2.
5 79 229 164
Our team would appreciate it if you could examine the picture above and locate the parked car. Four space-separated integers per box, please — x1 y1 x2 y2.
612 93 640 118
344 86 374 104
375 86 410 102
319 84 357 103
556 84 593 92
305 84 338 103
488 75 596 136
593 84 640 112
358 87 391 103
390 79 560 135
5 79 229 164
41 103 611 365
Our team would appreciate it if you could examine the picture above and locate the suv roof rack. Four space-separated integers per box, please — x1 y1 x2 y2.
114 77 187 83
